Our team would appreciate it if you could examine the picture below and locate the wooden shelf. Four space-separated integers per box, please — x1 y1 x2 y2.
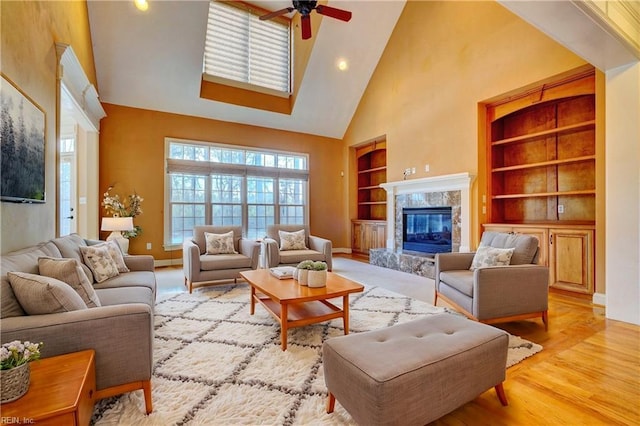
358 201 387 205
491 120 595 146
493 190 595 200
358 166 387 174
358 185 383 190
492 155 596 172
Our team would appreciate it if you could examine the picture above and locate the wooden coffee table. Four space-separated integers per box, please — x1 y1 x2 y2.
240 269 364 350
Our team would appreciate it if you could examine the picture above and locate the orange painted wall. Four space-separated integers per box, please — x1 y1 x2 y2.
99 104 345 260
342 1 587 246
1 0 96 253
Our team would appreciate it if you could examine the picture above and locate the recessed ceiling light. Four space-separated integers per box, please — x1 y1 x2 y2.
134 0 149 11
337 59 348 71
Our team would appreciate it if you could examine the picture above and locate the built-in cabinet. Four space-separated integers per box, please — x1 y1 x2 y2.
352 140 387 255
484 223 594 294
484 67 597 295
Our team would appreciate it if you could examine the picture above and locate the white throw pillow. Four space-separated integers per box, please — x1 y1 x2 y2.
279 229 307 251
80 245 120 283
91 241 130 273
469 244 515 270
205 231 237 255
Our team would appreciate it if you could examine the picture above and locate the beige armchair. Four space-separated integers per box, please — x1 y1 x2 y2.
435 231 549 330
183 226 260 293
263 224 333 271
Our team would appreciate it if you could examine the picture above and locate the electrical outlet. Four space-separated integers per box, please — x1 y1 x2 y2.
558 205 564 214
146 242 152 250
411 167 416 174
424 164 430 172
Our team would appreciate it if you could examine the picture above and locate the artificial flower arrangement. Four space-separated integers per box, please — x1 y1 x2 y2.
1 341 42 370
102 185 144 238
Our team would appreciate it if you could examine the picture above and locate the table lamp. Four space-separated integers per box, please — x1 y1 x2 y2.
101 217 134 254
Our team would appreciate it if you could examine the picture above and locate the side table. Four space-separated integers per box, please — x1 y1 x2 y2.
1 349 96 426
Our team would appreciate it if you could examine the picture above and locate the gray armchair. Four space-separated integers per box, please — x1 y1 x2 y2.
263 224 333 271
435 231 549 330
183 226 260 293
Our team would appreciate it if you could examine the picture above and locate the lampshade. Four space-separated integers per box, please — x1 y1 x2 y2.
101 217 134 232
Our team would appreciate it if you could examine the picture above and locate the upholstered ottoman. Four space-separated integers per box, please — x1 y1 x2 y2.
322 313 509 425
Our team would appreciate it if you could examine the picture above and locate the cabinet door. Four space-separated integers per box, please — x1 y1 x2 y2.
372 223 387 249
352 222 363 253
549 228 594 294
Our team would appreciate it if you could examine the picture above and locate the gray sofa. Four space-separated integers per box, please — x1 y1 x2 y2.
0 234 156 413
435 231 549 330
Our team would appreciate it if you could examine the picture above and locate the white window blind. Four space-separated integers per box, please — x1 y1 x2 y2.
204 1 291 94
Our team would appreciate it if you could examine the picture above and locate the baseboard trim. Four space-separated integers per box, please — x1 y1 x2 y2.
154 258 182 268
332 247 352 254
592 292 606 306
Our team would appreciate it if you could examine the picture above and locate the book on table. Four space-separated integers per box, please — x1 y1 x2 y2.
269 266 296 279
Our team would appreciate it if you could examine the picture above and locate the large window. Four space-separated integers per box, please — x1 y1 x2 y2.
165 139 308 247
203 1 291 96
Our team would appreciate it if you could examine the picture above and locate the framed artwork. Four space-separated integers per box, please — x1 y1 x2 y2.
1 74 46 203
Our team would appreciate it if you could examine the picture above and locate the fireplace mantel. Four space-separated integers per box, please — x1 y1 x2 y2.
380 172 475 252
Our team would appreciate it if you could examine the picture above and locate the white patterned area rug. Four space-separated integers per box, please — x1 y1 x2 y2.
92 284 541 425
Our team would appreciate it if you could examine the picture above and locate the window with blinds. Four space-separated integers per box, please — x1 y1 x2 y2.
203 1 291 96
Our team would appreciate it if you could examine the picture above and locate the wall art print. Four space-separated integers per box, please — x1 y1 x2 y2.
1 74 46 203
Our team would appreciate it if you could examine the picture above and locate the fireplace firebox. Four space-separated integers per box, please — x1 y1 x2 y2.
402 207 452 254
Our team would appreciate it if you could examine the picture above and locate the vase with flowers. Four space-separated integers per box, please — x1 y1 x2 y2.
1 340 42 403
102 186 144 239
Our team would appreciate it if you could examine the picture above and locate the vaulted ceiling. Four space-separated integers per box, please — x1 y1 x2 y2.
88 1 639 140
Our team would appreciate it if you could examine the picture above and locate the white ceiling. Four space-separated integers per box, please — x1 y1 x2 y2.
87 0 407 139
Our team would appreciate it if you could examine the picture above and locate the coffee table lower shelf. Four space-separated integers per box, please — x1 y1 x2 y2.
254 294 350 350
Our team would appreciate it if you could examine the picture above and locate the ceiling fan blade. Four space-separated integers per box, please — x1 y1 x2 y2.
315 5 352 22
301 14 312 40
259 7 294 21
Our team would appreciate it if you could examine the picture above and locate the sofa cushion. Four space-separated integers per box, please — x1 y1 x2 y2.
92 270 157 295
38 257 101 308
1 241 63 319
80 245 120 283
439 270 474 297
469 245 515 270
279 229 308 251
95 286 154 308
205 231 237 255
480 232 539 265
200 253 252 271
278 249 325 265
7 272 88 315
51 233 94 282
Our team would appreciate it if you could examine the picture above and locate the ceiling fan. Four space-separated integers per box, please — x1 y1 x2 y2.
259 1 352 40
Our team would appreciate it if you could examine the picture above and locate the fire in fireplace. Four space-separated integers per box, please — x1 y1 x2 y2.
402 207 452 254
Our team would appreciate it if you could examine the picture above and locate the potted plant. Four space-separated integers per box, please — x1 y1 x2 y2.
308 261 328 287
296 260 315 286
0 340 42 403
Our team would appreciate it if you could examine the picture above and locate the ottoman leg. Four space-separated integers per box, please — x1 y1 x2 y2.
326 392 336 413
495 383 508 406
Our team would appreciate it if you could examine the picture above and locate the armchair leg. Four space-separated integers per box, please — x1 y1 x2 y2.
434 291 438 306
326 392 336 413
495 383 508 406
542 310 549 331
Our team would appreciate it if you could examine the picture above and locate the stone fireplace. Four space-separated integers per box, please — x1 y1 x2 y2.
369 173 475 278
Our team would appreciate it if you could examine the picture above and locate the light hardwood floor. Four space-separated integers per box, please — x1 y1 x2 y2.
155 256 640 425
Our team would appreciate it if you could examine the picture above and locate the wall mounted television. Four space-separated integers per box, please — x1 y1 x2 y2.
1 74 46 203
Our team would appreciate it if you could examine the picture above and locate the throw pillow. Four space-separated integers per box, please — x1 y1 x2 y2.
7 272 88 315
205 231 237 255
38 257 101 308
91 241 129 273
80 245 120 283
279 229 307 251
469 245 515 270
